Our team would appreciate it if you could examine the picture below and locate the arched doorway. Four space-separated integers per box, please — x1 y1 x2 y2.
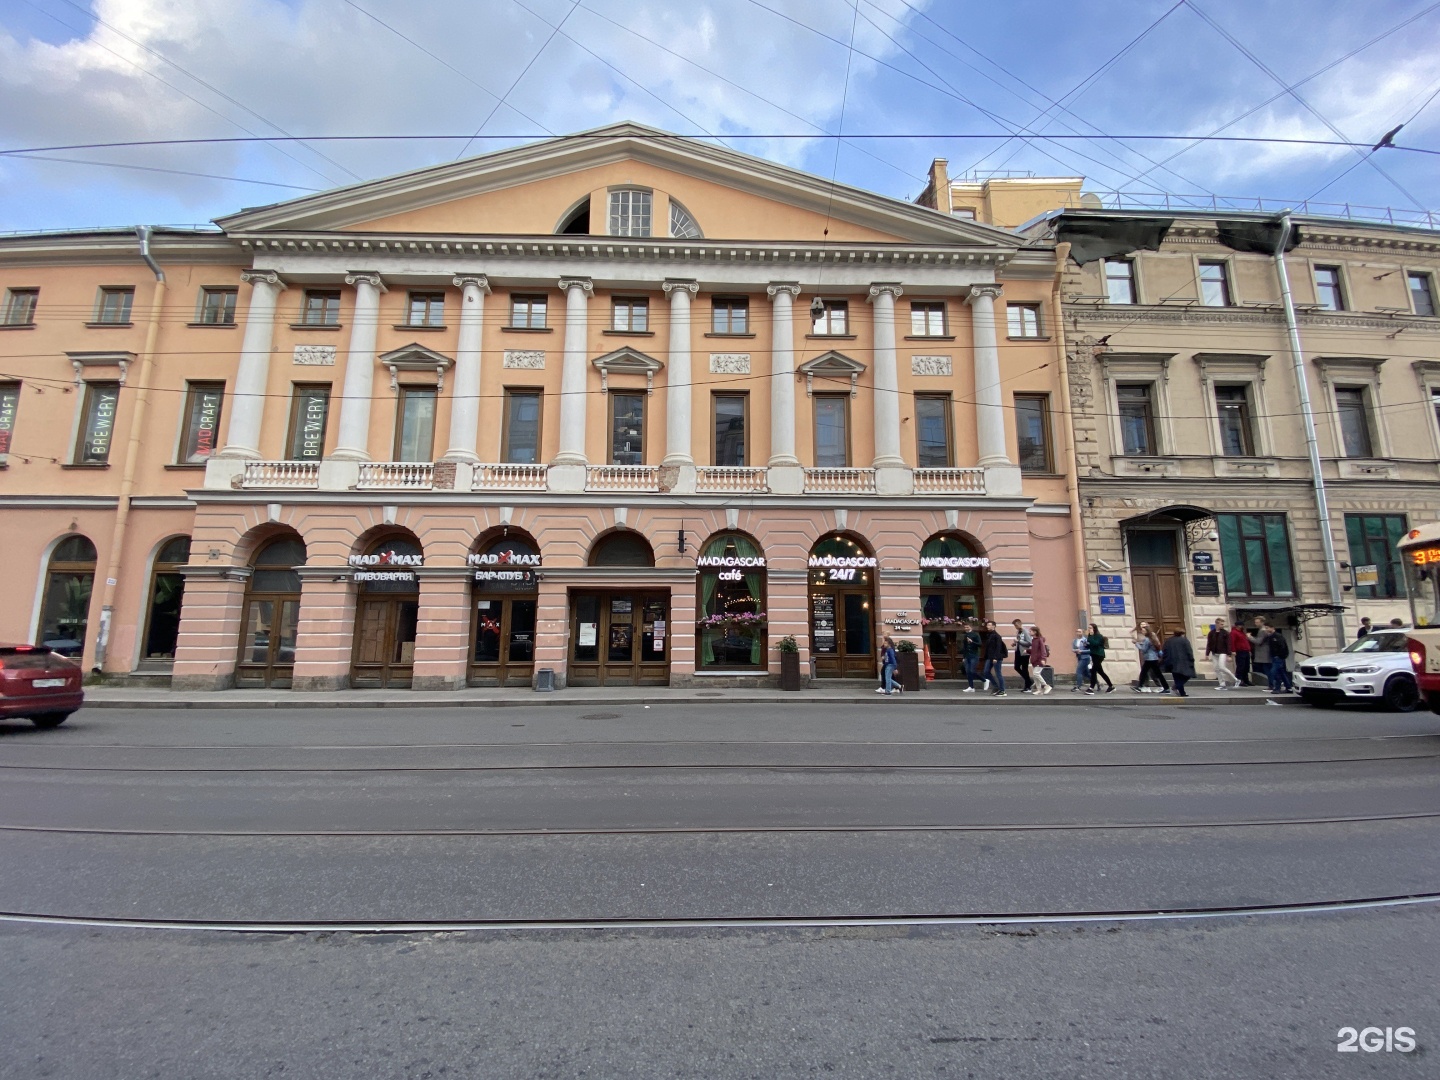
808 533 876 679
569 531 668 686
236 534 304 688
919 533 989 680
350 533 423 689
696 532 767 672
468 532 541 687
38 535 97 658
141 536 191 664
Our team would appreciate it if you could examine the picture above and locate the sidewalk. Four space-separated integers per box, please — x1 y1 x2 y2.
81 682 1291 710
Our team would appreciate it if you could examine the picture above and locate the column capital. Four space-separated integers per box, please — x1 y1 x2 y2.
966 283 1004 304
453 274 490 293
767 282 802 299
662 279 699 297
558 277 594 296
239 269 286 290
868 282 904 302
344 270 387 292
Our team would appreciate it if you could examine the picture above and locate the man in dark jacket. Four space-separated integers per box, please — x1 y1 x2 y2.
1205 617 1238 689
1162 629 1197 697
981 621 1007 696
961 621 984 691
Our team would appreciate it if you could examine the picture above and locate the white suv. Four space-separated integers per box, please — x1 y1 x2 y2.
1294 629 1419 712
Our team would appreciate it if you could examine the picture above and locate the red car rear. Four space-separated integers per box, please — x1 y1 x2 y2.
0 644 84 727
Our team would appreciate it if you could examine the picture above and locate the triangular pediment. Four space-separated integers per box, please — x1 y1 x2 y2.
593 346 664 374
797 350 867 377
215 123 1022 249
378 342 453 368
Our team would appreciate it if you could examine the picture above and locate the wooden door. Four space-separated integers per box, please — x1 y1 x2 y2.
569 592 670 687
351 596 418 688
811 587 876 678
469 596 538 687
1132 568 1185 639
235 596 299 688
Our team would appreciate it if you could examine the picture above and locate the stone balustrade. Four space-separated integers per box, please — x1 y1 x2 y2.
472 463 549 491
913 467 986 495
695 466 769 494
355 462 435 490
803 467 878 494
240 461 320 489
585 464 661 492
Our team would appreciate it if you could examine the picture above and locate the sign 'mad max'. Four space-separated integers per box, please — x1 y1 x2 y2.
348 551 422 582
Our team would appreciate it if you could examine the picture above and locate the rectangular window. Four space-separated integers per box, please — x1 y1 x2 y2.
75 382 121 464
1116 383 1156 455
0 383 19 454
1104 259 1136 304
1335 387 1373 458
712 392 747 466
3 288 38 326
1345 514 1408 599
1433 387 1440 437
501 389 542 464
611 297 649 332
198 287 237 325
1198 261 1231 306
914 394 952 468
301 290 340 326
1409 272 1436 316
95 287 134 324
1217 513 1295 597
510 294 547 329
406 292 445 327
1014 393 1053 473
1314 266 1345 311
608 190 652 237
909 301 946 336
178 383 224 463
394 387 436 462
811 299 848 335
711 297 748 334
287 385 330 460
812 393 849 467
1006 303 1041 337
610 392 645 465
1214 384 1254 456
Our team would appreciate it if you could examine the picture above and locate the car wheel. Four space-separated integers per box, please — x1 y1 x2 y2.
29 712 71 729
1382 676 1419 713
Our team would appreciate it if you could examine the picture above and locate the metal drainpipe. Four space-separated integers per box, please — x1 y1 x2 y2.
1272 213 1346 646
1050 241 1091 629
93 226 166 672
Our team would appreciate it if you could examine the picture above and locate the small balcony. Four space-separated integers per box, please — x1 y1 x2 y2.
585 464 660 492
696 466 769 494
356 462 434 490
240 461 319 490
472 463 549 491
803 467 877 494
914 467 986 495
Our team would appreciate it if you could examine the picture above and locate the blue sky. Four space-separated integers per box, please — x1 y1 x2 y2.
1 0 1437 232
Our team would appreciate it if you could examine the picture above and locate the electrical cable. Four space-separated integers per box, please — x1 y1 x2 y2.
10 155 323 193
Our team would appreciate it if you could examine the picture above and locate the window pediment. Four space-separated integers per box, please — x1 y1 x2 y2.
797 350 866 397
378 342 454 391
593 346 664 392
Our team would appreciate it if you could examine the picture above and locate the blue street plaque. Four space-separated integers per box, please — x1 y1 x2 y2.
1099 595 1127 615
1097 574 1124 594
1192 551 1214 567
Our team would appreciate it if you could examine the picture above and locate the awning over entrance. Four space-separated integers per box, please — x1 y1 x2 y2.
1118 504 1214 528
1232 602 1346 626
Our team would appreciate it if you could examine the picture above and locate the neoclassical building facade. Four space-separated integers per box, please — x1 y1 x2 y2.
0 124 1079 689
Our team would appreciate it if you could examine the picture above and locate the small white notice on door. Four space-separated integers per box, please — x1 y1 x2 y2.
579 622 597 646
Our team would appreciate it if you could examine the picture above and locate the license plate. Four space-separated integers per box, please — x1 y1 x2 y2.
32 678 67 688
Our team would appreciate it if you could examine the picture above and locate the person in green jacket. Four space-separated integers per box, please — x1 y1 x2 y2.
1084 623 1115 694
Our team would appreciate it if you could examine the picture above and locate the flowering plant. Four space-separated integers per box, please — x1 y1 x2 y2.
921 616 966 628
696 611 768 630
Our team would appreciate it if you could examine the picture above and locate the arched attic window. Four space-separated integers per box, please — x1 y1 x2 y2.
557 198 591 235
669 199 702 239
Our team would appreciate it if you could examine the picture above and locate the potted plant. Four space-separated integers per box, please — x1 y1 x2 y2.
777 635 802 691
896 639 922 692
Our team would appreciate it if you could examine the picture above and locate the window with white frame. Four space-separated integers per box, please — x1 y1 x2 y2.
609 190 652 237
1116 383 1157 455
1314 265 1345 310
669 200 702 239
1409 271 1436 316
1104 259 1136 304
1198 261 1231 306
1006 303 1041 337
910 301 946 337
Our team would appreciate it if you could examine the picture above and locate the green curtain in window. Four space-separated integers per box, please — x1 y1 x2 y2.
699 532 766 667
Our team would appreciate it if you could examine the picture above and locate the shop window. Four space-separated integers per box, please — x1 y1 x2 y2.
4 288 38 326
197 287 237 325
609 189 652 237
1116 383 1156 455
1104 259 1136 304
1345 514 1407 599
510 294 547 328
406 292 445 327
38 535 96 658
697 532 766 670
300 290 341 326
1335 387 1374 457
0 382 20 456
609 391 645 465
142 536 191 661
236 536 304 689
589 531 655 567
1217 513 1295 597
1198 261 1231 307
811 299 848 336
178 383 224 463
910 301 946 337
712 297 748 334
812 393 849 467
1214 384 1255 456
394 387 436 462
74 381 121 465
612 297 649 332
712 392 747 466
914 394 952 467
94 287 133 324
502 389 542 464
1015 393 1053 472
287 385 330 460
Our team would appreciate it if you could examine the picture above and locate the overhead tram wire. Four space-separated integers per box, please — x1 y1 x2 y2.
6 155 323 192
1308 73 1440 202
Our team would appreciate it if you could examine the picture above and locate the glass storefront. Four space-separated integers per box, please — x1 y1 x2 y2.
350 535 423 689
697 532 766 671
808 533 876 678
38 535 97 658
236 534 304 688
468 534 540 687
919 534 988 680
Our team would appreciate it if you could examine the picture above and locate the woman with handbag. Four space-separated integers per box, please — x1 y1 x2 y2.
1027 626 1053 695
1133 623 1171 693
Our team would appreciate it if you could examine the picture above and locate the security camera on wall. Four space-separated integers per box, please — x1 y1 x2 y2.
1207 530 1219 542
1093 559 1114 572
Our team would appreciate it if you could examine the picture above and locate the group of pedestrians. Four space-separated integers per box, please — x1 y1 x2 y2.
1203 616 1294 692
947 618 1055 697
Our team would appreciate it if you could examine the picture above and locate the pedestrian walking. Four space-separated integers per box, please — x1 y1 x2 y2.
981 620 1007 696
1205 617 1238 689
1028 626 1053 694
1011 619 1034 693
876 635 901 696
1228 621 1252 687
1269 628 1294 693
1071 627 1092 692
1249 619 1279 691
1132 623 1170 693
961 620 984 692
1162 629 1197 697
1085 623 1114 694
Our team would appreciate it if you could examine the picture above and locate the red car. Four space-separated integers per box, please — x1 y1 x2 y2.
0 644 84 727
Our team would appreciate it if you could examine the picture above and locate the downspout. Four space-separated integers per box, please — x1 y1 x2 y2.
1051 241 1091 629
1271 213 1345 645
93 226 166 671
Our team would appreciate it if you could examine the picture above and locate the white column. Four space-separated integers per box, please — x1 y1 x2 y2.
767 282 801 469
443 275 489 463
967 283 1021 496
329 271 386 461
868 283 904 469
548 277 593 492
662 279 698 466
218 270 286 459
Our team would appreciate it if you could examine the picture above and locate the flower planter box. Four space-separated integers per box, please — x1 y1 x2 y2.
779 650 802 691
898 649 922 692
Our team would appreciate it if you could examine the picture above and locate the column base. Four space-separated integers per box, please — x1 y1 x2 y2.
983 463 1024 497
318 459 361 491
203 457 247 491
440 450 481 464
873 464 914 496
767 464 804 495
547 462 588 493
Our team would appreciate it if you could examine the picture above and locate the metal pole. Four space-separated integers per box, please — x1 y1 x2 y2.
1272 213 1346 647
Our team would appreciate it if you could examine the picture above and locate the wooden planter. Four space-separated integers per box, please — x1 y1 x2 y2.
779 651 802 691
898 649 922 692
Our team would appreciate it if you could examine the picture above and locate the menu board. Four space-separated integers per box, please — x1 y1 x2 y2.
811 594 837 653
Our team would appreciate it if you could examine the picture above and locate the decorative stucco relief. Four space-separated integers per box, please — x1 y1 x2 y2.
292 345 336 366
709 353 751 374
910 355 952 377
503 350 546 369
